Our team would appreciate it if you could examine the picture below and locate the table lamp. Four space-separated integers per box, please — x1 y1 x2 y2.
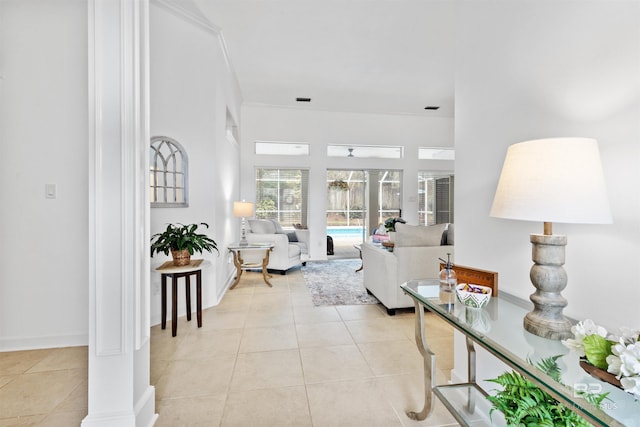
490 137 612 340
233 201 254 246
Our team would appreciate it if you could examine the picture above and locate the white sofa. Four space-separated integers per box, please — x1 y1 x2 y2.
244 219 310 273
362 222 454 315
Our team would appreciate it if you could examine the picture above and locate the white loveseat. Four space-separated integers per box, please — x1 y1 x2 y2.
362 222 454 315
244 219 310 273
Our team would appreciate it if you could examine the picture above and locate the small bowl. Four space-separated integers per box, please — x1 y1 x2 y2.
456 283 492 309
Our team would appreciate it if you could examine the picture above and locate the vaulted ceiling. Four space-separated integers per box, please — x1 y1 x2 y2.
194 0 456 117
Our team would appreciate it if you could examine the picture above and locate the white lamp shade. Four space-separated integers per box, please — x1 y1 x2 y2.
233 201 254 218
490 137 612 224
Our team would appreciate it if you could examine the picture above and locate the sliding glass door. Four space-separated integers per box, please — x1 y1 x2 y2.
368 170 402 229
327 169 402 257
327 170 367 244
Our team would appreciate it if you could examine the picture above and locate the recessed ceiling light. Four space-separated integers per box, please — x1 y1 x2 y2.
296 97 311 102
424 106 440 110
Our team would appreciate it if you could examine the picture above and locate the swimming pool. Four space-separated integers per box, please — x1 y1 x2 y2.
326 226 366 239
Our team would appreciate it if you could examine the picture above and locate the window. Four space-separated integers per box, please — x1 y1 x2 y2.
327 144 403 159
419 147 455 160
150 136 188 207
255 141 310 156
255 168 309 227
418 173 454 225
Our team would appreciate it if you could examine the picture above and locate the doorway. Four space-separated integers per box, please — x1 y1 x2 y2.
326 169 402 258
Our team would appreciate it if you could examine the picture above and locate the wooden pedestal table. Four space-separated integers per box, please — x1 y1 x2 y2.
156 259 209 337
228 243 275 289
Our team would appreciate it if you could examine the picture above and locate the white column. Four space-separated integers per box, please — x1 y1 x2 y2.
84 0 156 426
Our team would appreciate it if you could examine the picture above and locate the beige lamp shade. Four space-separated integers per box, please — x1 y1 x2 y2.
490 137 612 225
233 201 254 218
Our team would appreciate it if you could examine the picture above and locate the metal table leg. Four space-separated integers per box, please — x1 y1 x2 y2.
407 300 437 420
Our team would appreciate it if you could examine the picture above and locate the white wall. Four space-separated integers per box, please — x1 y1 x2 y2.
149 2 243 325
453 0 640 388
240 105 454 260
0 0 88 350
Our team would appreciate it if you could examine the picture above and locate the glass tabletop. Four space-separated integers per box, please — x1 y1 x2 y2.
401 280 640 427
228 243 274 250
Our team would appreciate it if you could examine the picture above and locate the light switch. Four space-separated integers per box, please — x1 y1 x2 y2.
45 184 56 199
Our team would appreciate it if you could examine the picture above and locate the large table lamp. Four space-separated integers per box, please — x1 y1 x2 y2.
233 201 254 246
490 137 612 340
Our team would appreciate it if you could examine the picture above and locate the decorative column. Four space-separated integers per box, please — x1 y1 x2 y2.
83 0 156 426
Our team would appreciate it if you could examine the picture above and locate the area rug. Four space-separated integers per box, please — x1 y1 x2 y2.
301 259 380 306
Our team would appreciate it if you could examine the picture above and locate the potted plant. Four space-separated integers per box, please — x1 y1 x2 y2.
150 223 218 266
383 217 406 242
384 216 406 232
328 179 350 191
487 355 609 426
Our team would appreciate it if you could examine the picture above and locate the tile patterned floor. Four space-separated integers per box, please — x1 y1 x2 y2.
0 267 458 426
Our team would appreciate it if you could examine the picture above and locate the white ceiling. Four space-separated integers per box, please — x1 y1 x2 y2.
193 0 455 117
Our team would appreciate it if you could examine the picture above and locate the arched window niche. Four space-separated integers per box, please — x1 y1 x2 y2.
150 136 189 207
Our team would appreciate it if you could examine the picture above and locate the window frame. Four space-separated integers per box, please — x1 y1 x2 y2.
150 136 189 208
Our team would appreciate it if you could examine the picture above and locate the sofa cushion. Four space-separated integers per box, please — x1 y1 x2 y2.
248 219 276 234
291 241 308 255
394 223 448 247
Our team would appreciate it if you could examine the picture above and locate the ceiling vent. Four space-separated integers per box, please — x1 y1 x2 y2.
296 97 311 102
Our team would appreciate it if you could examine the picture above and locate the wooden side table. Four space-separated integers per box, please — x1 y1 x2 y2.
156 259 209 336
227 243 274 289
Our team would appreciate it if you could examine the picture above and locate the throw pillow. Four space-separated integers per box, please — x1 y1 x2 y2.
268 219 285 234
440 228 448 246
446 223 454 245
248 219 276 234
394 223 448 247
287 232 298 242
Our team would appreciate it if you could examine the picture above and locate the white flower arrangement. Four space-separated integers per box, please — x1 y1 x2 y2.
562 319 640 398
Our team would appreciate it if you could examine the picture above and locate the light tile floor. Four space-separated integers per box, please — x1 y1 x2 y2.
0 267 458 426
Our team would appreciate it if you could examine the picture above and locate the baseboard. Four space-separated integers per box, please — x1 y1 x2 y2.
135 385 158 427
0 332 88 352
81 411 135 427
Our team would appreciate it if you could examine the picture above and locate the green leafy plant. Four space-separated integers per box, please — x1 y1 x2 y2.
150 223 218 257
582 335 613 369
487 355 609 427
383 216 406 232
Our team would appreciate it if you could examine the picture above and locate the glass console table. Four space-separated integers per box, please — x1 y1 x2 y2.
401 279 639 427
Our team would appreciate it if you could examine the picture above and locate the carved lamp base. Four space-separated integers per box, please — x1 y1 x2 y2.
523 234 573 341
